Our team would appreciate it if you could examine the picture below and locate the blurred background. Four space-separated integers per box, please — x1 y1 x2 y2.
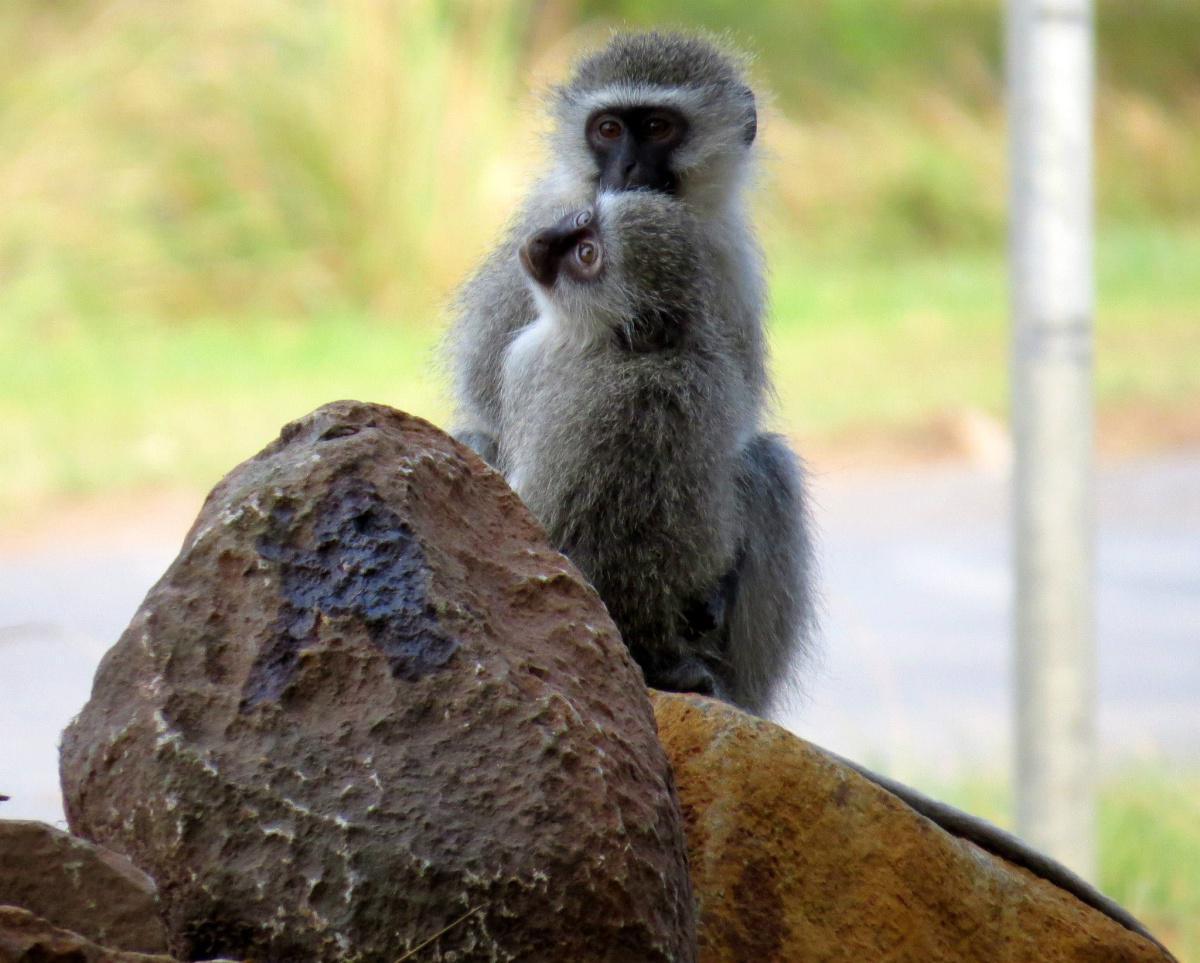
0 0 1196 956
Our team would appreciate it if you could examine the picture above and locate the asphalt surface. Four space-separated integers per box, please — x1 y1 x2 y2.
2 451 1197 825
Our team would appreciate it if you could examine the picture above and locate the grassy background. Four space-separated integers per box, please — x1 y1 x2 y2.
6 224 1198 509
1 3 1197 953
2 0 1199 514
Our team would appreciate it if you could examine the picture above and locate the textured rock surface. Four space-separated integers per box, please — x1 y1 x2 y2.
652 692 1174 963
0 820 167 954
61 402 695 963
0 905 178 963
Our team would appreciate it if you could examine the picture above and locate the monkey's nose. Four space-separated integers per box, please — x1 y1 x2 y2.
520 229 561 288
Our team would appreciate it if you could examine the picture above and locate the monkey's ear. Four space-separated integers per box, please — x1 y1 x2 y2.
742 88 757 146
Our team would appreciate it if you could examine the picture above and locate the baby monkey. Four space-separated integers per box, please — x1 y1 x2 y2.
497 190 810 713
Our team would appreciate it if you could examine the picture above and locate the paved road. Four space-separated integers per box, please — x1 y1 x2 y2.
2 452 1197 824
784 451 1200 782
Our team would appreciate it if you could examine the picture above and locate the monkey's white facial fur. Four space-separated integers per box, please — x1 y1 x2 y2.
518 203 615 343
519 208 604 291
550 32 759 214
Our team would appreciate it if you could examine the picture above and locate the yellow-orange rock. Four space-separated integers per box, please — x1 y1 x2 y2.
651 692 1174 963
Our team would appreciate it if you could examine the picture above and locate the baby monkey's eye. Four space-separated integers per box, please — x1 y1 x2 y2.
575 210 593 228
575 241 598 266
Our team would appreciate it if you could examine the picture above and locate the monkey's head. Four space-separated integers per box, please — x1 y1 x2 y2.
520 191 713 345
551 32 758 210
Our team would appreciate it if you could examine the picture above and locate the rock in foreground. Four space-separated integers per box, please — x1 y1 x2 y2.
652 692 1173 963
61 402 695 963
0 820 167 955
0 906 178 963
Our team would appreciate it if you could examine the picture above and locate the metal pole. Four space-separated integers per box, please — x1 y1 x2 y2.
1007 0 1097 880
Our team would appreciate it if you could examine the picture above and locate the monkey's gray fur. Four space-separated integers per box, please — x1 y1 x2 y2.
498 190 810 714
449 31 765 469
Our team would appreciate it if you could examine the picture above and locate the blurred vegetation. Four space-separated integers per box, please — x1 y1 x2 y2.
1 0 1199 511
945 766 1200 961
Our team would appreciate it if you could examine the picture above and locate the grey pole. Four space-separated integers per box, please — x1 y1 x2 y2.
1007 0 1097 880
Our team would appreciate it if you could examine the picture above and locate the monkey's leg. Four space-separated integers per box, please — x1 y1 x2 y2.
649 656 729 702
646 566 741 700
725 433 815 714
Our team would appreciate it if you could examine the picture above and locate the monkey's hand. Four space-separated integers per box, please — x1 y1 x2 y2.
650 566 741 701
681 564 740 640
648 654 730 702
453 429 500 468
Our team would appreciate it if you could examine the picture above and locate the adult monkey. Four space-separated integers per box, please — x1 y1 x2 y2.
451 30 765 467
448 31 806 713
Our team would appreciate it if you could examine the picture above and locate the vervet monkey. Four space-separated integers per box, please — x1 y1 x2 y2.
448 31 810 714
499 190 809 713
450 31 765 468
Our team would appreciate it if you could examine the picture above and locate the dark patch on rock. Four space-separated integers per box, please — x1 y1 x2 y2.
243 476 456 709
729 856 785 962
61 401 695 963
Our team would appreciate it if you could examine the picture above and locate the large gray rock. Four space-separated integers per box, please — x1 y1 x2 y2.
60 402 695 963
0 820 167 954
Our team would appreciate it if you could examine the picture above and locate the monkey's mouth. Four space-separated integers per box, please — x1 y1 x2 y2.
520 208 604 288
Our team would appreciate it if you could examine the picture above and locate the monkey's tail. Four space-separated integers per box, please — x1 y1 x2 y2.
824 749 1176 959
728 433 816 714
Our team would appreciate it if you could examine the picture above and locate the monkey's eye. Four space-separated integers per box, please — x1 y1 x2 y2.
595 117 623 140
575 210 593 228
644 114 675 141
575 240 598 266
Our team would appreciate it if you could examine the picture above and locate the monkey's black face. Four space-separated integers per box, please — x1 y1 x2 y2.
520 208 603 288
586 106 688 194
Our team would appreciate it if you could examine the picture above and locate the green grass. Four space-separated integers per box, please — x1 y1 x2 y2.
936 767 1200 961
2 1 1199 325
4 221 1197 513
0 313 444 510
3 2 1194 507
769 221 1200 437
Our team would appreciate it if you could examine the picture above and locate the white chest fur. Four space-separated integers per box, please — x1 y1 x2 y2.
499 312 560 499
502 312 556 390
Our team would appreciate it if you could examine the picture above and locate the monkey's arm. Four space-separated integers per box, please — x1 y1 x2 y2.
725 433 815 715
447 232 537 460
